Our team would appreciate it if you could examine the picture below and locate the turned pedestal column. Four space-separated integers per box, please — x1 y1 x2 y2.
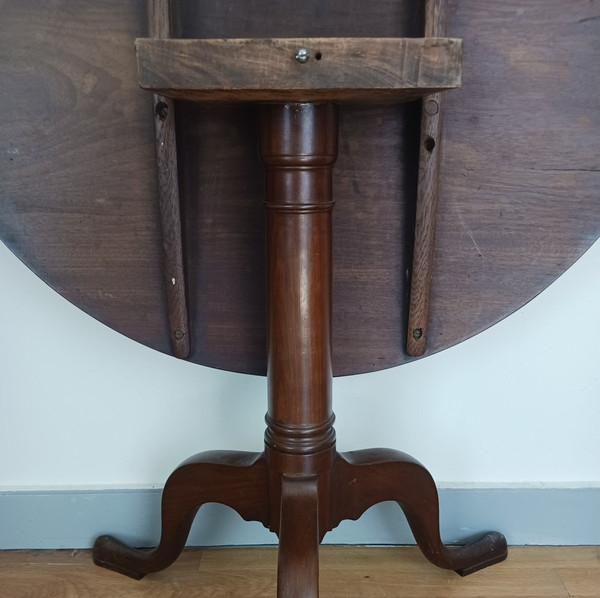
261 103 338 595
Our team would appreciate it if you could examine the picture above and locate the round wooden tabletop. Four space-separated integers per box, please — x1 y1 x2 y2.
1 0 599 375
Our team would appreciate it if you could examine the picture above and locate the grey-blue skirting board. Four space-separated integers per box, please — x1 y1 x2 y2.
1 488 599 549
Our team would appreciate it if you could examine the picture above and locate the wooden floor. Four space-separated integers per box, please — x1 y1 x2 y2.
0 546 598 597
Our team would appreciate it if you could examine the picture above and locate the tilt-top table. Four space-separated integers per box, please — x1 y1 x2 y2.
89 1 509 594
2 0 600 596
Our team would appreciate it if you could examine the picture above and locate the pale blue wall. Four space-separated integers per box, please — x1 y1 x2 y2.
1 239 599 546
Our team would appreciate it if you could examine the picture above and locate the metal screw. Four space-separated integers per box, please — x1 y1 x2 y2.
424 99 439 116
174 330 185 340
155 101 169 120
412 328 423 340
295 48 310 63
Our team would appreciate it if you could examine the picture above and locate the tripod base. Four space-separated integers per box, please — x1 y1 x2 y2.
93 448 507 595
93 102 507 596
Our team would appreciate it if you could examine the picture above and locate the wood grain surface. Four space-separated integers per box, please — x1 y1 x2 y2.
406 0 448 357
1 0 599 375
135 37 462 102
0 546 598 598
148 0 190 359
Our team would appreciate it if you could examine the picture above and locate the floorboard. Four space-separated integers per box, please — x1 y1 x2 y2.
0 546 598 597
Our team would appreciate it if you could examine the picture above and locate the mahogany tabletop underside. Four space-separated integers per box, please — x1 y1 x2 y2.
1 0 599 376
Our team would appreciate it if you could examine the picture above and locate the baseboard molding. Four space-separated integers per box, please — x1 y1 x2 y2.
1 487 598 549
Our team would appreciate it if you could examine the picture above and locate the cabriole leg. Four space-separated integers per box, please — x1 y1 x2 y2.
332 449 507 576
93 451 268 579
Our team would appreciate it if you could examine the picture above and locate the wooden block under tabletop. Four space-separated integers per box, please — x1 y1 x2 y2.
135 37 462 103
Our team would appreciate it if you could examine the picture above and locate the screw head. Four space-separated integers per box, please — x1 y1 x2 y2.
295 48 310 63
155 101 169 120
174 330 185 340
424 99 439 116
412 328 423 340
